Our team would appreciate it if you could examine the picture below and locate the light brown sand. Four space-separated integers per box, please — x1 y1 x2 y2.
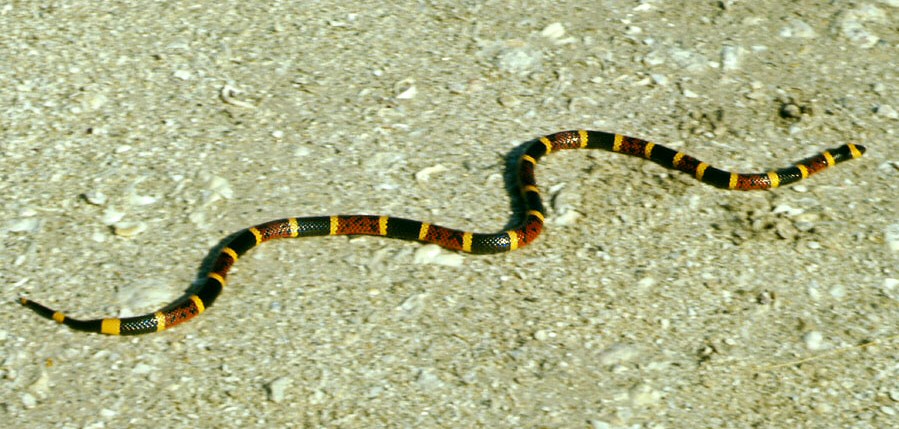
3 1 897 427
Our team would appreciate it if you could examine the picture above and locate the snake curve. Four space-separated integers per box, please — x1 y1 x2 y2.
19 130 866 335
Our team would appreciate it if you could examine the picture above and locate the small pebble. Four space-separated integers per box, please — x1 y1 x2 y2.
597 343 640 366
496 46 542 74
668 48 708 72
637 277 656 289
772 204 804 216
414 164 448 183
836 5 885 48
173 70 192 80
396 84 417 100
721 45 743 71
113 221 148 237
875 104 898 119
28 370 50 399
84 93 108 110
551 210 582 226
540 22 575 45
779 19 817 38
21 392 37 408
128 191 157 206
629 383 661 407
533 329 554 341
540 22 565 40
885 223 899 252
396 293 428 317
132 363 154 375
780 103 802 119
413 244 462 266
650 73 669 86
888 388 899 402
828 284 846 299
415 368 444 390
803 331 826 351
84 190 107 205
589 420 613 429
101 207 126 225
8 218 40 233
266 376 291 403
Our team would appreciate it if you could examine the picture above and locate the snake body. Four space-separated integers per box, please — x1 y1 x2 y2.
19 130 865 335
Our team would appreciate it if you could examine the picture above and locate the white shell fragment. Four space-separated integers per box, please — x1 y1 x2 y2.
413 244 463 267
127 186 157 206
540 22 566 39
885 223 899 252
803 331 827 351
8 217 40 233
220 84 256 109
83 190 107 205
101 207 126 225
414 164 448 183
113 221 148 238
539 22 575 45
266 377 291 403
779 19 817 39
396 84 417 100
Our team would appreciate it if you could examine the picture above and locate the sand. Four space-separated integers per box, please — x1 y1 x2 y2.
2 1 897 427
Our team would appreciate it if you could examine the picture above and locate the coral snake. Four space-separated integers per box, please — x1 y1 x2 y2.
19 130 865 335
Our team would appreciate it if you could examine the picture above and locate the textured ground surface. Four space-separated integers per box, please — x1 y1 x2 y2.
2 1 898 428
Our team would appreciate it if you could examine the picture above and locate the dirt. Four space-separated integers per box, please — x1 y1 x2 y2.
2 1 897 428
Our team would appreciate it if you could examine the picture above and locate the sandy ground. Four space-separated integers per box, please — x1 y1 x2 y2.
2 1 897 428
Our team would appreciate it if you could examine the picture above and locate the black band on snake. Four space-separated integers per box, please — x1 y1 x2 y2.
19 130 866 335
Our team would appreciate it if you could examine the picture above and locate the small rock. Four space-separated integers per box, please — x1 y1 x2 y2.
721 45 743 71
803 331 826 350
113 221 148 238
629 383 661 407
779 19 817 38
101 207 126 225
496 46 542 74
132 363 154 375
413 244 463 266
828 284 846 299
84 190 107 205
835 5 886 48
780 103 802 119
669 48 708 72
597 343 641 366
21 392 37 408
396 292 428 318
415 368 444 390
889 388 899 402
414 164 448 183
396 84 417 100
8 218 40 233
533 329 554 341
266 377 291 403
885 223 899 252
650 73 669 86
540 22 566 40
875 104 898 119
